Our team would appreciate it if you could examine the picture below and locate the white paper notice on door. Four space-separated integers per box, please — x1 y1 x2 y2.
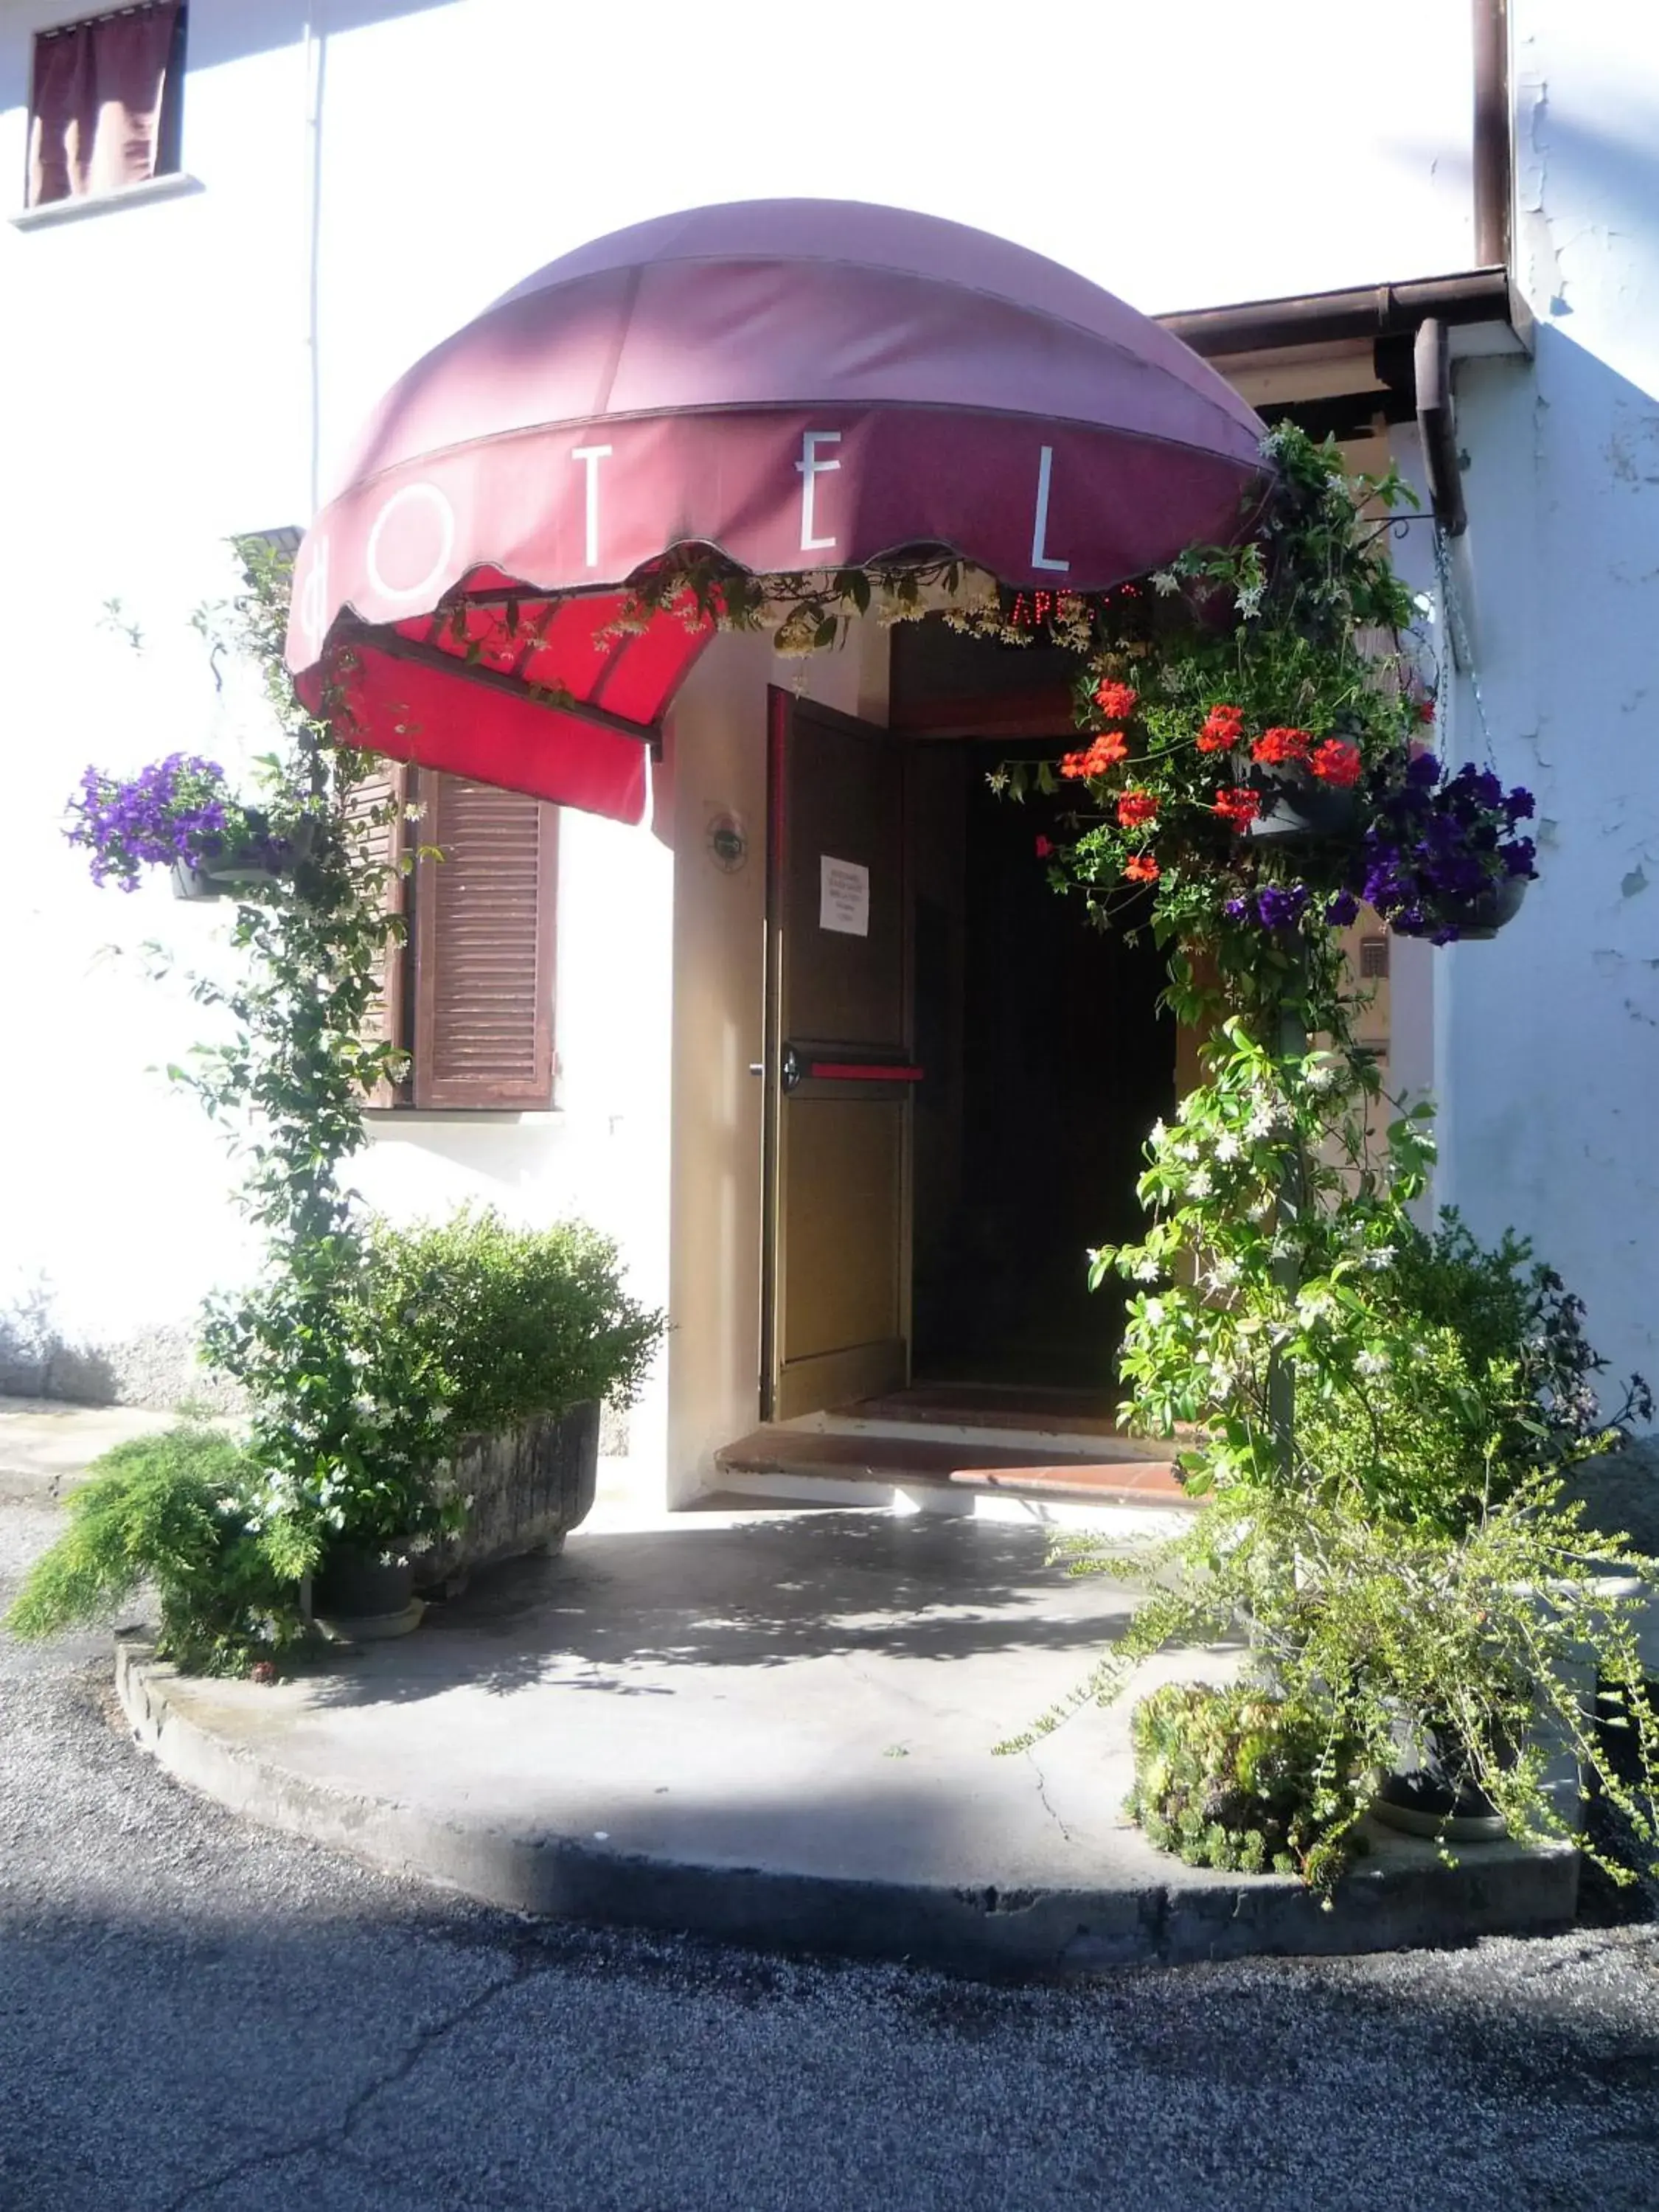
818 855 870 936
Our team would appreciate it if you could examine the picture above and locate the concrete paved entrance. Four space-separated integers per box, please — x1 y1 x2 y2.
119 1505 1576 1974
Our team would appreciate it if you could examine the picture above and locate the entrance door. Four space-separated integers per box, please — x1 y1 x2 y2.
762 690 917 1420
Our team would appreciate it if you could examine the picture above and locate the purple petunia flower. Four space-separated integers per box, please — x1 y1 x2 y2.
1352 757 1537 938
65 755 248 890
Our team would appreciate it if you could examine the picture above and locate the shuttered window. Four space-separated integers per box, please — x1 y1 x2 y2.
344 757 409 1107
352 761 557 1111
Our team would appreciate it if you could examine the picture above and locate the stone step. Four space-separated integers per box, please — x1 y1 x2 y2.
712 1424 1192 1508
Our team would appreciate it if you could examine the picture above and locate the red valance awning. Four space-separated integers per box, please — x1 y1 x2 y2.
288 199 1267 823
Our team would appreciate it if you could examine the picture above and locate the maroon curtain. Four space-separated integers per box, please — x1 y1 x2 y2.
28 4 181 207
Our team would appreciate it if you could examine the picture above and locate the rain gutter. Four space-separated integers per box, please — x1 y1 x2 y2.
1154 2 1521 536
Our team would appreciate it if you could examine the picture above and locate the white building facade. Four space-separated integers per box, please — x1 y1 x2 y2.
0 0 1652 1498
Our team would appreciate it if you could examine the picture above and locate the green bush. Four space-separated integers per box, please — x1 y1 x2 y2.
1060 1026 1659 1888
1127 1681 1367 1891
204 1206 667 1559
4 1425 307 1676
358 1207 664 1438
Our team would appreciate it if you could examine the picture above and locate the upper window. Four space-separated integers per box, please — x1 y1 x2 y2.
27 3 187 210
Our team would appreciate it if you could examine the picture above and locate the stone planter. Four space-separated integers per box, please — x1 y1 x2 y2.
415 1400 601 1591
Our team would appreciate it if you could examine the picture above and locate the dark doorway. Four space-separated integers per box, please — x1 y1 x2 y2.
909 740 1173 1391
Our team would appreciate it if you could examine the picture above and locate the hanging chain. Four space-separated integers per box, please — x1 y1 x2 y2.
1433 524 1498 768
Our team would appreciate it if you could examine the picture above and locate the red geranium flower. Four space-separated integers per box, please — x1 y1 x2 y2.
1310 739 1363 787
1034 835 1054 859
1059 731 1130 779
1197 704 1245 753
1252 727 1312 767
1116 789 1160 829
1213 787 1262 829
1416 698 1436 724
1093 679 1140 721
1123 853 1160 883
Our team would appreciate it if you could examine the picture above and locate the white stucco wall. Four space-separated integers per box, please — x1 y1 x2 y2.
1430 4 1659 1391
2 0 1652 1459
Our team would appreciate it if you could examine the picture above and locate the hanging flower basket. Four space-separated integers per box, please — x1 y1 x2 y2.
1242 759 1362 844
167 815 320 902
1231 727 1366 845
1359 762 1537 945
1388 870 1529 944
69 757 323 902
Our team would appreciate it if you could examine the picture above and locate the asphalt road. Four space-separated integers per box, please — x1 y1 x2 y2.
4 1481 1658 2212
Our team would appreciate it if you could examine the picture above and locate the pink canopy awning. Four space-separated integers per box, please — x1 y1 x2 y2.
287 199 1267 822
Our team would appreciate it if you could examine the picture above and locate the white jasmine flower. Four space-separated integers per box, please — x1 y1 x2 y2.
1208 1256 1242 1288
1356 1350 1391 1377
1297 1291 1338 1326
1132 1253 1162 1281
1244 1105 1278 1142
1304 1060 1338 1093
1186 1169 1215 1199
1364 1245 1397 1270
1214 1132 1242 1164
1141 1298 1167 1325
1174 1141 1200 1164
1248 1194 1275 1221
1152 569 1180 597
1150 1119 1168 1146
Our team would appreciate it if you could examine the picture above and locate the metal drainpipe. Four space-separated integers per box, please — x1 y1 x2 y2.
1472 0 1513 270
1414 318 1468 538
302 9 329 521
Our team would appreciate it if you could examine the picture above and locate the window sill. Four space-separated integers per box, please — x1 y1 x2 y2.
10 170 204 232
364 1109 566 1127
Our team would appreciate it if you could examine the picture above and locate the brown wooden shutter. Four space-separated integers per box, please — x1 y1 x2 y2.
344 757 410 1105
412 775 557 1108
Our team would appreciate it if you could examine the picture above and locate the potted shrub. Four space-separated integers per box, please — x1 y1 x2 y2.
1060 1032 1659 1888
349 1208 664 1593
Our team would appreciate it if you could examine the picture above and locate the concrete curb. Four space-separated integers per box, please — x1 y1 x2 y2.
115 1641 1580 1979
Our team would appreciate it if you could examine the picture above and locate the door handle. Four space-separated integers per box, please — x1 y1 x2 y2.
761 1048 925 1093
805 1060 925 1082
777 1043 922 1093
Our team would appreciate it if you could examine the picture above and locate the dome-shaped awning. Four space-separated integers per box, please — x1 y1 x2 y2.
287 199 1267 822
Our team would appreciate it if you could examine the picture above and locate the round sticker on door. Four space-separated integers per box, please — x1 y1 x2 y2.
707 813 748 873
